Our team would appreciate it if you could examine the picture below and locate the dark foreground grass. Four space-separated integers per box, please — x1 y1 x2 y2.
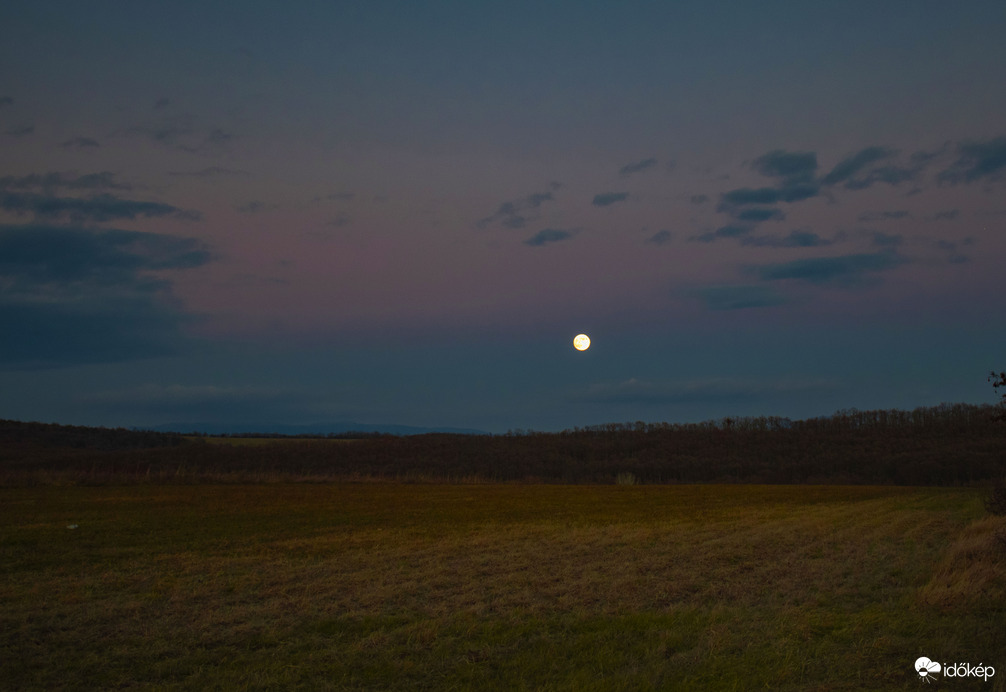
2 484 1004 690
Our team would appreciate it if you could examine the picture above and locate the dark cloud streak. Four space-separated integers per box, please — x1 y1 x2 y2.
741 230 833 248
691 225 752 243
735 207 784 222
478 186 559 229
524 228 574 246
938 137 1006 183
751 251 905 286
646 229 672 245
592 192 629 207
821 146 896 186
0 224 212 289
0 192 199 223
59 137 101 149
0 224 213 369
0 171 130 192
720 183 819 206
752 150 817 182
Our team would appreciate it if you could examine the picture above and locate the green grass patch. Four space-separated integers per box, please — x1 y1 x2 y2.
2 485 1003 690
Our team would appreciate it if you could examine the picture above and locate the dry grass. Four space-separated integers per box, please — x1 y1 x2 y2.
1 484 1003 690
918 515 1006 608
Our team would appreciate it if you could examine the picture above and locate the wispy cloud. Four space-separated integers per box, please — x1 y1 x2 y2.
0 192 199 223
719 145 933 220
717 150 821 209
750 250 905 287
126 119 235 154
0 224 212 288
937 136 1006 184
619 157 658 176
0 171 205 223
592 192 629 207
734 207 784 223
741 230 834 248
709 144 940 246
933 237 971 264
205 128 233 146
928 209 959 221
691 225 753 243
687 284 786 310
720 183 818 206
59 137 101 150
524 228 575 247
822 145 937 191
841 165 918 190
646 229 672 245
752 150 818 183
820 146 897 186
479 185 560 229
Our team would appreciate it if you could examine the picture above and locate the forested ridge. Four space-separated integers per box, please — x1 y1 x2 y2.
2 402 1004 485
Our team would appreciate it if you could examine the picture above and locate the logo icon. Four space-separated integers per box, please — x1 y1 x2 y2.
916 657 941 683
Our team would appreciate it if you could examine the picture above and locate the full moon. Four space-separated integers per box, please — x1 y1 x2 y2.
573 334 591 351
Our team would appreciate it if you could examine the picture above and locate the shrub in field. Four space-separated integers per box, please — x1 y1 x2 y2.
615 472 637 485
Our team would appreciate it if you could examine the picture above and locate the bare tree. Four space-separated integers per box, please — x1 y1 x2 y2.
990 371 1006 421
986 372 1006 516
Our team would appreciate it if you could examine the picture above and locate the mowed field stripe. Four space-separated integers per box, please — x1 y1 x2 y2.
1 484 1001 690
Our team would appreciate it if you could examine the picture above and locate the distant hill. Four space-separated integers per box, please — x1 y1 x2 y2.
147 422 489 436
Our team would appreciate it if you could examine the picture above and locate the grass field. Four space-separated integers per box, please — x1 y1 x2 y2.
2 484 1004 690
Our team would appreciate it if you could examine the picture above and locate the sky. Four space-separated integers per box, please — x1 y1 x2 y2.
2 0 1006 433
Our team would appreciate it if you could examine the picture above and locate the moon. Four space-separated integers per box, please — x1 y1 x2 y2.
573 333 591 351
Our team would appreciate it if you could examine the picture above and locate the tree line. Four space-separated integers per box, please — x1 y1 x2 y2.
2 402 1004 486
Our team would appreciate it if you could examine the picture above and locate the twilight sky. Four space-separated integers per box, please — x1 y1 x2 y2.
2 1 1006 432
